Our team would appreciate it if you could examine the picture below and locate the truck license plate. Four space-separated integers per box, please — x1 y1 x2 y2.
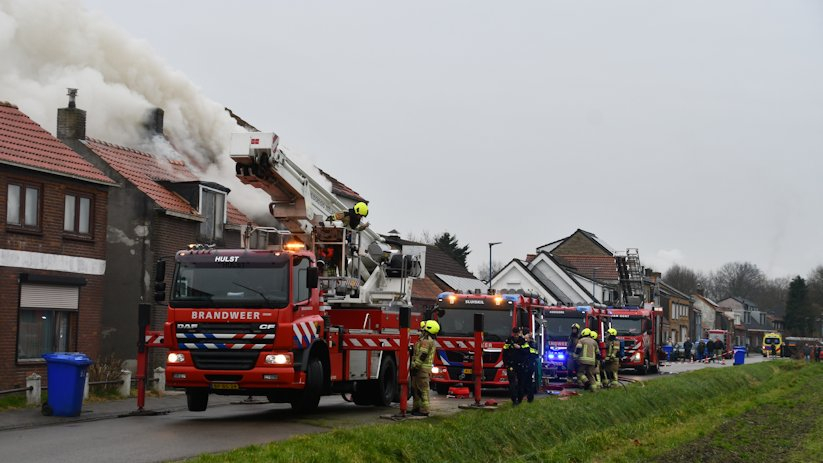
211 383 239 390
463 368 472 374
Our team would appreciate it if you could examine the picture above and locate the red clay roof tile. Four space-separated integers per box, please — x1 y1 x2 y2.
0 102 114 184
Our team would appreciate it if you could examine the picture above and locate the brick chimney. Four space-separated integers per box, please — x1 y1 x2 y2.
525 254 536 263
57 88 86 140
144 108 164 135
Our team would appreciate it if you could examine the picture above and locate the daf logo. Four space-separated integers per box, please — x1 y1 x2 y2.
177 323 198 329
259 324 276 330
215 256 239 263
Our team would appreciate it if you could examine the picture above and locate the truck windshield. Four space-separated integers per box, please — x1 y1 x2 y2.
170 259 290 308
543 315 585 338
610 317 644 335
764 337 781 345
436 308 511 342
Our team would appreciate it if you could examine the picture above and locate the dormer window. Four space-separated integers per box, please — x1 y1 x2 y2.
199 186 226 242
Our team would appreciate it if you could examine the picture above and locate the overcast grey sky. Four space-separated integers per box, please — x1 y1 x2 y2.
3 0 823 279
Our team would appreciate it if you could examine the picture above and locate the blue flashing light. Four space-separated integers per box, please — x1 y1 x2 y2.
576 305 592 313
558 353 565 361
436 292 455 301
502 294 520 303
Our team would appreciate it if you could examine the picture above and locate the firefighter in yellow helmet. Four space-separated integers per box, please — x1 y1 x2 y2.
574 328 599 391
326 201 370 231
411 319 439 417
590 330 602 389
603 328 620 387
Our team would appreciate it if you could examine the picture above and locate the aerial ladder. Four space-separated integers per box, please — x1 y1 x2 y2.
229 132 424 305
615 248 644 306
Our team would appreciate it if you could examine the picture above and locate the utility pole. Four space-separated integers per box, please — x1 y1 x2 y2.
488 242 501 291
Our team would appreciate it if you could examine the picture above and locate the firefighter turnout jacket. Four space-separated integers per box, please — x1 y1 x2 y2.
575 336 599 366
412 334 436 374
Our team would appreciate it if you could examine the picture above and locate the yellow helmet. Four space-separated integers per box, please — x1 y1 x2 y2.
420 320 440 335
580 328 591 338
590 331 598 340
571 323 581 331
607 328 617 336
353 202 369 217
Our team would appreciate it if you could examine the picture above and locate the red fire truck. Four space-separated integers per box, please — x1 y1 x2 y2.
429 292 543 394
160 132 424 412
604 306 663 374
539 305 588 378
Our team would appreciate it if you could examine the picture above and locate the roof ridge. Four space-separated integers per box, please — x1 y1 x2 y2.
0 101 19 109
86 137 155 157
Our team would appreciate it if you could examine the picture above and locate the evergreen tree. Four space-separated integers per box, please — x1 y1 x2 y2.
784 276 811 336
433 232 471 270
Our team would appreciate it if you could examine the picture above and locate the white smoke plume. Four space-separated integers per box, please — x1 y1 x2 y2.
0 0 332 221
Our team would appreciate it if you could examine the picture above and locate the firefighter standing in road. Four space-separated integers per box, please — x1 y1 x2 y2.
574 328 600 391
503 326 528 405
522 328 539 403
325 201 370 231
411 320 439 417
603 328 621 387
566 323 581 383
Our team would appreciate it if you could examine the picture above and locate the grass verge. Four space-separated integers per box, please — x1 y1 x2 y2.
183 362 823 463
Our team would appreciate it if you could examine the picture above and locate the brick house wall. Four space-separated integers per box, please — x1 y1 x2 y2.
552 231 611 257
0 166 108 389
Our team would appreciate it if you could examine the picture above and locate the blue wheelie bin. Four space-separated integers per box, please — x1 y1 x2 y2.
662 344 673 361
733 346 746 366
42 353 93 417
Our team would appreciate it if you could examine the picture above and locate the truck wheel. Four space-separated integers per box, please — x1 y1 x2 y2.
435 382 451 395
639 359 650 375
291 358 322 413
186 389 209 412
373 356 397 407
352 381 376 406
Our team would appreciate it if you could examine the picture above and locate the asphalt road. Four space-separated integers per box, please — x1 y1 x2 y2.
0 355 774 463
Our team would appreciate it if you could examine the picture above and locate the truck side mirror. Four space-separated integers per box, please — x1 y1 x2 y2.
154 260 166 302
306 267 318 289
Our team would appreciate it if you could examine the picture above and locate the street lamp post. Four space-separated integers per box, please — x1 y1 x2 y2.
488 242 501 291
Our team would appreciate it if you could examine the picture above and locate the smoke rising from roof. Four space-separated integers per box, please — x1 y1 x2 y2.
0 0 333 222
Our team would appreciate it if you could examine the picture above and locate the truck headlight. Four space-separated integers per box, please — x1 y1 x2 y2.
431 366 441 374
167 353 185 364
632 352 641 361
265 354 290 365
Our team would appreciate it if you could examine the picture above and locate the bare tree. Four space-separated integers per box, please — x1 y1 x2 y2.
404 230 435 244
662 264 708 294
476 260 505 283
709 262 766 301
807 266 823 327
752 277 790 314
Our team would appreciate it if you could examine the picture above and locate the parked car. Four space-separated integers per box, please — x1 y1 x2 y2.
671 342 686 361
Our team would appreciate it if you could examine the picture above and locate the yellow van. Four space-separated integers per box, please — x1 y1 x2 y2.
762 332 783 357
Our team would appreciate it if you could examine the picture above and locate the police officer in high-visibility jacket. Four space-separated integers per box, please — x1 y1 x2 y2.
574 328 600 391
604 328 620 387
411 320 439 417
522 328 539 403
503 326 528 405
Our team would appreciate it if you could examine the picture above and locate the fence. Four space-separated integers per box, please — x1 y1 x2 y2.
0 367 167 406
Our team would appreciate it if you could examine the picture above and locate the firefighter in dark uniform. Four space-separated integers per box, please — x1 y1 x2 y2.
503 326 528 405
566 323 581 383
325 201 370 231
411 320 439 417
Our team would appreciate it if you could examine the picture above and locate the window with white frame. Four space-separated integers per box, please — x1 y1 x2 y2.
199 186 226 242
64 192 93 237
